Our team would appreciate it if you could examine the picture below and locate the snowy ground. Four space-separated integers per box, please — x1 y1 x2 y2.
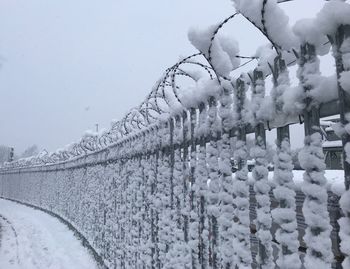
0 199 99 269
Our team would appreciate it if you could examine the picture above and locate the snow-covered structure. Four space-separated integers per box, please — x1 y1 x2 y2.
321 117 343 169
1 1 350 268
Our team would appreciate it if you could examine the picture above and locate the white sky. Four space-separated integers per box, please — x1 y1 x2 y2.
0 0 334 153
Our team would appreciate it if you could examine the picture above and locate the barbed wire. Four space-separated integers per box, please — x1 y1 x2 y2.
2 0 329 169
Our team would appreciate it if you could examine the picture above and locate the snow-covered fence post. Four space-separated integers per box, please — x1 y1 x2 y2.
157 121 173 267
189 107 200 268
232 77 252 268
150 128 159 269
164 115 192 269
167 120 175 267
196 102 210 269
120 147 127 265
218 82 236 268
298 42 333 268
153 125 161 269
300 43 321 138
170 118 175 212
130 157 138 268
173 115 183 230
206 95 221 269
182 110 190 243
124 157 133 268
134 153 143 269
330 24 350 268
250 69 274 268
270 56 301 269
166 114 192 269
165 117 180 268
113 161 122 268
140 132 152 269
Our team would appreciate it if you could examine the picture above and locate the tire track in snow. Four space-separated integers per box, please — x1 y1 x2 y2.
0 214 21 266
0 199 99 269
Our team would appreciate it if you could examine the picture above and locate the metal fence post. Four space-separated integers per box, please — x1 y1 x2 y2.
299 41 333 267
331 24 350 268
332 25 350 190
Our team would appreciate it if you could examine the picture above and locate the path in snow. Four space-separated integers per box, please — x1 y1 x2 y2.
0 199 99 269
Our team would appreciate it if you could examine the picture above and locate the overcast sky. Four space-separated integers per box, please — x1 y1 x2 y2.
0 0 333 153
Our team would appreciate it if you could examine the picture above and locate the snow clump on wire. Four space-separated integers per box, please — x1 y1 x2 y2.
188 25 240 78
231 0 298 51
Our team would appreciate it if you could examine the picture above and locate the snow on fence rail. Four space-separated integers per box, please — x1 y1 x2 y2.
1 1 350 268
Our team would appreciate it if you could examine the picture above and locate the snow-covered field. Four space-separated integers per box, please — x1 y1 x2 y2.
0 199 98 269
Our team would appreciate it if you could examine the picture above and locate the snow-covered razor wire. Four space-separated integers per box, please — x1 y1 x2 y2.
1 1 350 268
